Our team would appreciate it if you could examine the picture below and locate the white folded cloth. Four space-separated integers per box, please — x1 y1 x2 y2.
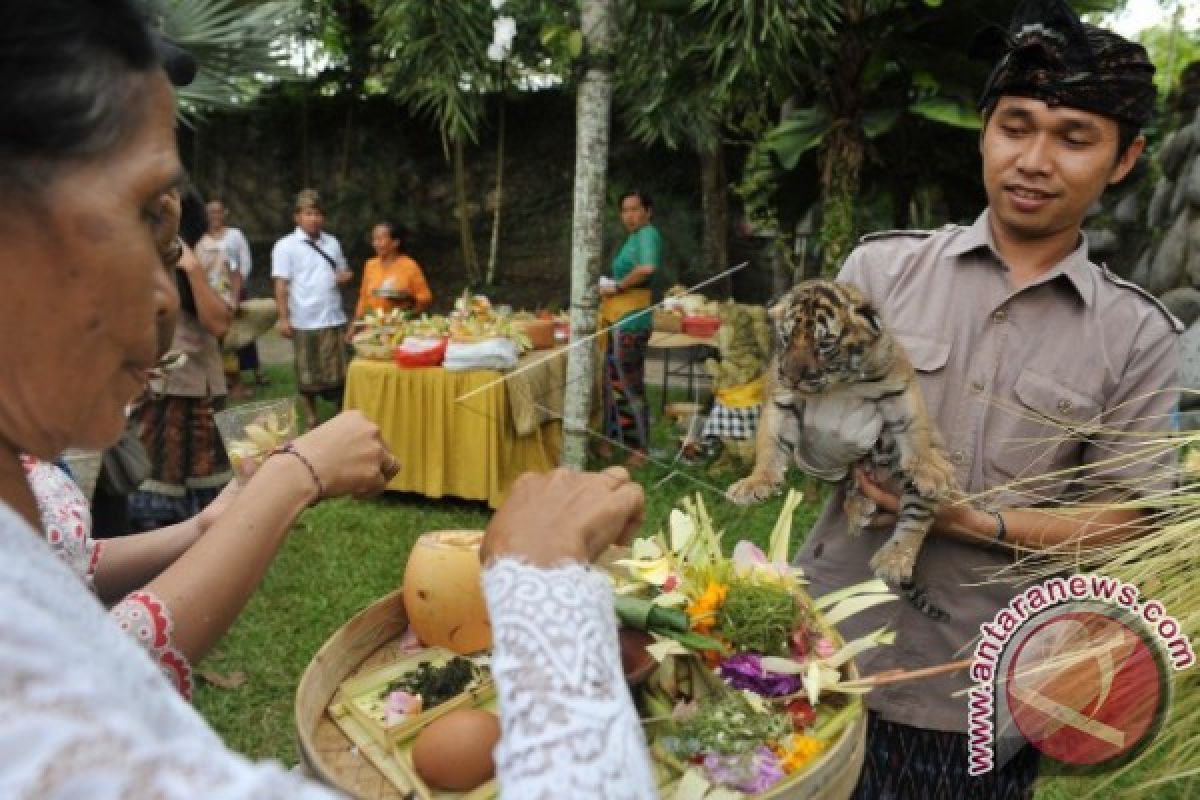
443 338 520 372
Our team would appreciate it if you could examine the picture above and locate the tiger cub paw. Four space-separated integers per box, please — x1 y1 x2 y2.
906 453 957 500
869 540 918 585
726 476 782 506
843 494 876 537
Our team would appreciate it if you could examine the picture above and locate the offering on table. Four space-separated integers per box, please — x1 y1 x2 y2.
510 311 556 350
351 308 407 359
214 397 297 482
612 491 894 796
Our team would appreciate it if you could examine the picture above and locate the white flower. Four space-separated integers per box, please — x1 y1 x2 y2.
490 0 506 9
487 16 517 62
493 16 517 46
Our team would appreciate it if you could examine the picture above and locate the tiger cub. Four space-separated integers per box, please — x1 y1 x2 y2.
726 280 957 615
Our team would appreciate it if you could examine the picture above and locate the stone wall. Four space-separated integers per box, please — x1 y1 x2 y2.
1086 69 1200 420
178 88 741 314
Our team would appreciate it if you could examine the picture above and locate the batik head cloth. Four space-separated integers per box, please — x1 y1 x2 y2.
978 0 1156 128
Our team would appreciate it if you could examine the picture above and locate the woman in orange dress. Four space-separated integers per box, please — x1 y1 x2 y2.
353 222 433 321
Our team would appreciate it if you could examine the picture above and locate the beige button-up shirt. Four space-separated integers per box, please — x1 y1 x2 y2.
797 211 1180 733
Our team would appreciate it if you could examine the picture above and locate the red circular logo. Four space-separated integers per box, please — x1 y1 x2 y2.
1005 611 1163 766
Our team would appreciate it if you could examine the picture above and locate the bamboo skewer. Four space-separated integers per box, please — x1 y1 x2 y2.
838 657 974 689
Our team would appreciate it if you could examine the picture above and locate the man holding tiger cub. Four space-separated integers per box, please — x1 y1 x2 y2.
786 1 1178 796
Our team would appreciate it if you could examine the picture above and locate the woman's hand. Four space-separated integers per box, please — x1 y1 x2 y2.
176 241 200 275
288 410 399 500
481 466 644 567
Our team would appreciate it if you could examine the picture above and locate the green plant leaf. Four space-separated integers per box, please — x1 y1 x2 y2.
908 96 982 130
765 107 832 170
862 107 902 139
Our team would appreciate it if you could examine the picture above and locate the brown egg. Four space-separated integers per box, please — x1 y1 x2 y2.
411 709 501 791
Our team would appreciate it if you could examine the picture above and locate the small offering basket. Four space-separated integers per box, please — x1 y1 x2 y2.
335 646 493 750
214 396 297 482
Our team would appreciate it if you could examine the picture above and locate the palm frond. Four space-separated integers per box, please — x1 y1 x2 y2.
371 0 494 144
156 0 305 117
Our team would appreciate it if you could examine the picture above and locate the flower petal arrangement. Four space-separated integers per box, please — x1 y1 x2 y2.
612 491 896 797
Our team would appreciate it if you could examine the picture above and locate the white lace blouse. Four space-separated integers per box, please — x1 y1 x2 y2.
0 501 656 798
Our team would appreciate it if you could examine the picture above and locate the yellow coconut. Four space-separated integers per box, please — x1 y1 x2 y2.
402 531 492 654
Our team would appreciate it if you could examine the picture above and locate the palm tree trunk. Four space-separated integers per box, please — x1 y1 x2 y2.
817 1 867 274
485 98 506 287
818 124 865 273
453 136 480 285
699 143 729 284
562 0 615 469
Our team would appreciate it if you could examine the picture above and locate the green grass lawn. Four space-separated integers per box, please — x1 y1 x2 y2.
196 363 1180 798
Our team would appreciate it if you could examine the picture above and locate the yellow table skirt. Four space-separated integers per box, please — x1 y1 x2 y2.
343 357 563 508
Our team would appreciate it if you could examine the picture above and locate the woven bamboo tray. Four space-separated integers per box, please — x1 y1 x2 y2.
295 590 865 799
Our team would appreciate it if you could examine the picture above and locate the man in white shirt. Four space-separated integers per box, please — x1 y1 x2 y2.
271 189 353 429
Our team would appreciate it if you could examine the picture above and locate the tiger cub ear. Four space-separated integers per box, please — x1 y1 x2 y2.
855 303 883 336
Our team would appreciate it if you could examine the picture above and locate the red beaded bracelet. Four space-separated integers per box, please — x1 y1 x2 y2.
269 442 324 503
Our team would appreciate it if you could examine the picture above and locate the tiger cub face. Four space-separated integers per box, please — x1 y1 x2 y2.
769 280 895 393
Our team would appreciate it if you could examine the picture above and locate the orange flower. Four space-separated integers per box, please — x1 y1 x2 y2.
686 581 728 634
773 735 826 774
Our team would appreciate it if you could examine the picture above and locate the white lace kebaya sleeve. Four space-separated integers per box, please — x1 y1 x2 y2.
482 558 657 800
0 504 343 800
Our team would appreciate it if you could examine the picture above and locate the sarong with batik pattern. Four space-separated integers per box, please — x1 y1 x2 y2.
602 329 651 454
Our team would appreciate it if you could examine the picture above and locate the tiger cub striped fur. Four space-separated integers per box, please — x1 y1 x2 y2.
726 280 957 617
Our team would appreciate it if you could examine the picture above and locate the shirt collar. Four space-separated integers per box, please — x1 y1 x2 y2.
947 210 1096 308
294 227 323 243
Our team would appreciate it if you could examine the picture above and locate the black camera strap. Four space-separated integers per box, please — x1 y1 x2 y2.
304 238 338 272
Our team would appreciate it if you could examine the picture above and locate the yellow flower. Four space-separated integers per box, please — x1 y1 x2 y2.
773 735 826 773
686 581 728 633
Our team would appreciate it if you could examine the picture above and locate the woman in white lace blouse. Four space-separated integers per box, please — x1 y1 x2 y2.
0 2 655 797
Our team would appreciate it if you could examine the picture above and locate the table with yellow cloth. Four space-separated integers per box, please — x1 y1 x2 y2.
343 348 565 508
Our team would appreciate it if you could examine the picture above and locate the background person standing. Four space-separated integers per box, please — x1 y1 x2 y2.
272 189 353 430
200 199 262 399
128 190 236 532
596 190 661 468
352 221 433 322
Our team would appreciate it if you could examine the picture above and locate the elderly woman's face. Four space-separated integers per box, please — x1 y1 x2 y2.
0 71 181 457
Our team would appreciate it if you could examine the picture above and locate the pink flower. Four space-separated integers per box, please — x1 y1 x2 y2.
814 637 837 659
731 541 792 581
384 691 423 725
663 574 679 592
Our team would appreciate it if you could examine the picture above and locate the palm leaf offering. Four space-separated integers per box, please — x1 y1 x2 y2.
612 491 895 796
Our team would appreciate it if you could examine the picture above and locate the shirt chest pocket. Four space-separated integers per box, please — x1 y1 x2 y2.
894 332 951 421
991 368 1102 481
